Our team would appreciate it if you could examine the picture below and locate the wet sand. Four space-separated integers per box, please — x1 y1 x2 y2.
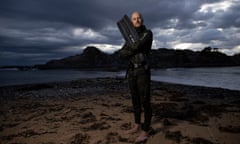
0 77 240 144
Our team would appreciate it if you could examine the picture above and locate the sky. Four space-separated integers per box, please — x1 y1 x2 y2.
0 0 240 66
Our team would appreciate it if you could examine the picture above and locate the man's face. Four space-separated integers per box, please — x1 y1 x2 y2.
131 12 143 28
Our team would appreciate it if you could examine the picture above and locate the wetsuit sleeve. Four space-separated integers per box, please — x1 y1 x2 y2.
130 30 153 52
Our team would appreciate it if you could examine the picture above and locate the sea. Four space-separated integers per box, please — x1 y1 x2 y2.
0 67 239 91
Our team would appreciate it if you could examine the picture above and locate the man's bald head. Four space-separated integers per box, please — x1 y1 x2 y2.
131 11 144 28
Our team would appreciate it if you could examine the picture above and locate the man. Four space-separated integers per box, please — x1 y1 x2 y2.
119 11 153 143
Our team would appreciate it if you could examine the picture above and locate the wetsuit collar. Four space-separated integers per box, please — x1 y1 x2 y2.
135 25 146 33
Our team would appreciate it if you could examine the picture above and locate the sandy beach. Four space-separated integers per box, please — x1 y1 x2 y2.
0 77 240 144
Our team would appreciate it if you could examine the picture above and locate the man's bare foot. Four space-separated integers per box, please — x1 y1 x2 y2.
135 130 149 143
125 124 140 134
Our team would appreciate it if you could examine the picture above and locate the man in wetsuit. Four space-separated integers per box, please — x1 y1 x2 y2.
119 11 153 143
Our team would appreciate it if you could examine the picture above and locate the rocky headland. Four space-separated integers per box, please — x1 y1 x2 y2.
34 46 240 70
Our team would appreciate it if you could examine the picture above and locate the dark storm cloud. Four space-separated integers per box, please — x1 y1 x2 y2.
0 0 240 65
1 0 128 29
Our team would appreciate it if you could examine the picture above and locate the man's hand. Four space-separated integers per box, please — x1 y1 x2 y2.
119 43 134 58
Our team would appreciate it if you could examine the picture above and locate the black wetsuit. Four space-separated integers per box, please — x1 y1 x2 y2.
119 25 153 132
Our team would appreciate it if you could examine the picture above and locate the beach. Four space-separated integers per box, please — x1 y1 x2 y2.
0 77 240 144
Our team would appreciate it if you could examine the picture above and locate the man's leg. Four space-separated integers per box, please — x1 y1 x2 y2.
135 69 152 142
141 80 152 132
126 70 141 134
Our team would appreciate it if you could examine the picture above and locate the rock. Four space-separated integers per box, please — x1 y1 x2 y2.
191 137 214 144
165 130 183 143
219 125 240 133
71 133 90 144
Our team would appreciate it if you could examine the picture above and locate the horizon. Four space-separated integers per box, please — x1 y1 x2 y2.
1 46 239 67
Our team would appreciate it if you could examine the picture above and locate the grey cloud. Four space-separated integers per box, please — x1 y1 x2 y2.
216 4 240 28
0 0 240 65
189 29 226 43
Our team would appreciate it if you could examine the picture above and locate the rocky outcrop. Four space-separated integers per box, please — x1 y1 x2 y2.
37 46 126 70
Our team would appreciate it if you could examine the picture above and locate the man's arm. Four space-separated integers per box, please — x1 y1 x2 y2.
119 30 152 58
130 30 152 50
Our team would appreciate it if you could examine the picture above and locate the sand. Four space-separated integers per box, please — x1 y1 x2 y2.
0 77 240 144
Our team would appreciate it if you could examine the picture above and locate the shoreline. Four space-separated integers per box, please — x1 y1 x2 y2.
1 66 240 91
0 77 239 98
0 77 240 144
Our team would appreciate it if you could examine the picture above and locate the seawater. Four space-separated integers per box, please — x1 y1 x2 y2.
0 67 239 91
0 69 124 87
151 66 240 91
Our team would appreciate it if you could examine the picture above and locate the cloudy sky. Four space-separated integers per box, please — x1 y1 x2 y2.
1 0 240 66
